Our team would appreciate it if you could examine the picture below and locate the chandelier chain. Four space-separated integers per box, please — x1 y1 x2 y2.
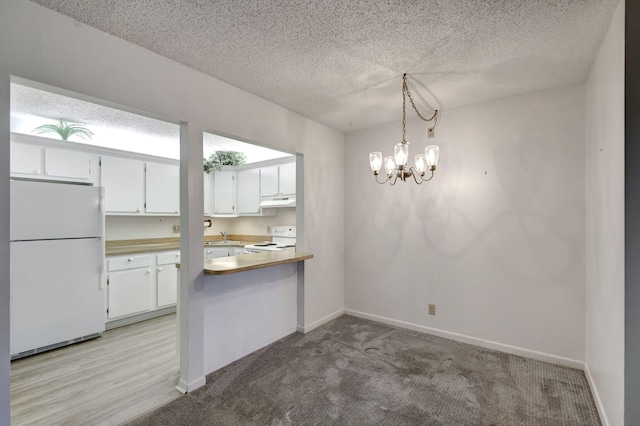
401 74 438 143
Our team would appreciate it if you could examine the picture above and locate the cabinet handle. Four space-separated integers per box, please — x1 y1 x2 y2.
174 210 178 214
146 269 151 274
157 267 163 271
127 258 133 262
136 209 141 213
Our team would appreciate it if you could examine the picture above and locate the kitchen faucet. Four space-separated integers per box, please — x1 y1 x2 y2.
220 231 228 242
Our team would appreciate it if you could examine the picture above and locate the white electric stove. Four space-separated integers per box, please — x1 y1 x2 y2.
244 226 296 254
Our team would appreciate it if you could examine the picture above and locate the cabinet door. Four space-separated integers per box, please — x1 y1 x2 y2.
260 165 279 197
204 172 212 216
44 147 92 182
146 162 180 214
279 162 296 195
205 248 229 259
107 268 153 319
11 143 43 175
237 168 260 214
213 171 236 214
157 265 178 308
157 251 179 308
101 156 145 214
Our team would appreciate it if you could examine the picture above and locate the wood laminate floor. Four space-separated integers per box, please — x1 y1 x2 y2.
10 313 180 426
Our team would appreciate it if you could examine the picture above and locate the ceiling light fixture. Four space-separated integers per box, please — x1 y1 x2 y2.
369 73 440 185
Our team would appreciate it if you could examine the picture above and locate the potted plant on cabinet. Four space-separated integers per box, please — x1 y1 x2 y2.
32 119 94 141
203 151 247 174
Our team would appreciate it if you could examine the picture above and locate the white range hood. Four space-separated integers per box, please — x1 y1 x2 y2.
259 196 296 208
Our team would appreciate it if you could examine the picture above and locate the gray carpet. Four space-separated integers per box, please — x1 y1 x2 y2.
128 315 601 426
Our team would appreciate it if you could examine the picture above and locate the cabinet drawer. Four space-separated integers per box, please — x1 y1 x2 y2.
108 255 151 272
157 252 180 265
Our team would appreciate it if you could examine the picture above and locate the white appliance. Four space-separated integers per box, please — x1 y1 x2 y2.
259 196 296 208
10 180 105 358
244 226 296 253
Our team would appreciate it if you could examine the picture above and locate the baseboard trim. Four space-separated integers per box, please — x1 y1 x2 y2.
176 376 206 395
301 308 345 333
106 306 176 330
344 309 584 370
584 363 610 426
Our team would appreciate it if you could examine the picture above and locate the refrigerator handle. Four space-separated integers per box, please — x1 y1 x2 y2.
99 187 106 289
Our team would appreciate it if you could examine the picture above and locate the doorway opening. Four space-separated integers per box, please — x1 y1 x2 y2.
202 131 299 248
8 78 182 425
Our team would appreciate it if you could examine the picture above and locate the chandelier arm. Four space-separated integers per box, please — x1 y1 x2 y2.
389 173 399 186
409 168 424 185
374 173 390 184
421 170 435 182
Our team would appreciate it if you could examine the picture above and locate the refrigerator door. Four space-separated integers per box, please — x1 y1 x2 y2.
10 238 105 356
10 180 102 241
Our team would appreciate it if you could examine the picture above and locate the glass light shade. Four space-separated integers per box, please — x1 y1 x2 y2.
383 156 396 176
369 151 382 172
394 143 409 167
425 145 440 168
414 154 427 174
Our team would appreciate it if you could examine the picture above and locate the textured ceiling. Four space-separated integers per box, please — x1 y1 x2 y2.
29 0 619 132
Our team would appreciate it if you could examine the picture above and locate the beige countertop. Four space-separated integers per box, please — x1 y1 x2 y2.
199 250 313 275
105 235 270 256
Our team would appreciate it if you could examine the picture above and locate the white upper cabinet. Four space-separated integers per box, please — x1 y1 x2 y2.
44 147 92 182
259 161 296 197
101 155 145 214
204 172 212 216
278 162 296 195
260 165 279 197
10 143 42 175
237 168 260 214
213 170 236 215
10 139 93 183
145 162 179 215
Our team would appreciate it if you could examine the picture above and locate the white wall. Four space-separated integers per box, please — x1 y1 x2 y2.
203 263 298 373
585 1 625 425
0 0 344 398
345 84 586 364
0 73 11 426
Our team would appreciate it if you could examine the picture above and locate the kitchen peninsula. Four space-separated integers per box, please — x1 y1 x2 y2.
177 246 312 394
202 250 312 274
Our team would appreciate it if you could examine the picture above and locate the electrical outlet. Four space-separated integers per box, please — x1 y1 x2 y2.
172 225 180 234
428 304 436 315
428 127 435 138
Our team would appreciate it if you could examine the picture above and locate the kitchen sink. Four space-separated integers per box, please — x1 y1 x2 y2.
205 241 244 245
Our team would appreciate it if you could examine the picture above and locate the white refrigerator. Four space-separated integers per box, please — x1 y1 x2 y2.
10 180 105 358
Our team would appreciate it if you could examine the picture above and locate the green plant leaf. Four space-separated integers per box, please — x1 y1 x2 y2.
33 119 94 141
203 151 246 174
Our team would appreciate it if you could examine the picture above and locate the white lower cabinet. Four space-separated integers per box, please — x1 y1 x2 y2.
107 246 244 324
205 247 230 260
106 251 177 322
107 255 153 319
204 246 245 260
157 251 180 308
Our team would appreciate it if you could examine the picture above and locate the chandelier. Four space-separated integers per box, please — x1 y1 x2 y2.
369 73 440 185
